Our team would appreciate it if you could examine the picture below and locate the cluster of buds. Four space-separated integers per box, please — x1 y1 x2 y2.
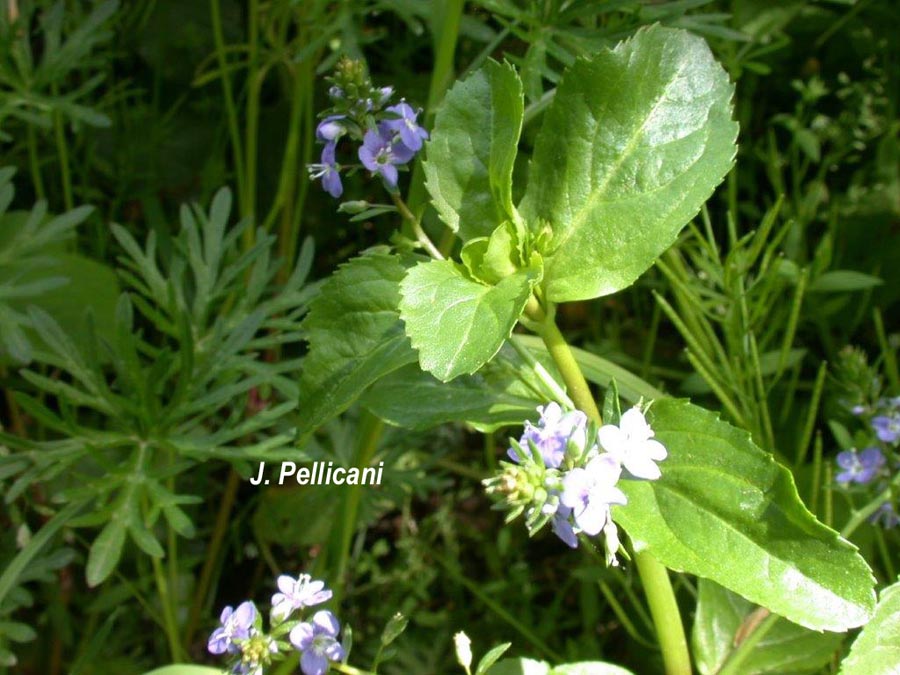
485 401 667 566
307 57 428 198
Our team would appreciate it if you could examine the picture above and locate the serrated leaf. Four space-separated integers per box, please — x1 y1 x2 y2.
86 518 127 587
520 25 738 301
615 399 875 632
360 345 545 432
692 579 843 674
424 59 523 241
399 259 540 381
296 250 418 441
840 579 900 675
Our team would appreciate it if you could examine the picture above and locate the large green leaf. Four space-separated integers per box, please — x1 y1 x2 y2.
399 259 540 381
360 344 547 432
296 250 418 442
615 398 875 632
424 59 524 241
840 579 900 674
520 25 738 302
692 579 843 674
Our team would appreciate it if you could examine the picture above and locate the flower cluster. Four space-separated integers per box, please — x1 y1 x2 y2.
485 401 667 566
208 573 346 675
837 394 899 529
308 57 428 198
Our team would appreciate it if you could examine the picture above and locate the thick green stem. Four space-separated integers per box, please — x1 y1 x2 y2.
532 306 691 674
634 551 692 675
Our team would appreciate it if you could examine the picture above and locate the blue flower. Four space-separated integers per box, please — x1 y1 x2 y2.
872 412 900 444
560 454 626 536
316 115 346 143
383 102 429 152
835 447 885 484
308 143 342 198
507 402 587 469
290 610 346 675
870 502 899 528
551 504 579 548
358 125 414 188
271 573 333 622
598 407 667 480
208 601 256 655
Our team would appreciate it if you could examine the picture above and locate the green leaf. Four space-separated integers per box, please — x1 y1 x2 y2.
808 270 883 293
360 344 546 432
520 25 737 301
86 518 127 587
477 643 512 675
692 579 843 674
297 250 418 442
615 398 875 632
424 60 524 241
399 259 540 381
840 579 900 674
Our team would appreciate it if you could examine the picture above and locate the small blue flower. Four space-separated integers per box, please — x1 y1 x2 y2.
316 115 346 142
835 447 885 484
290 610 346 675
208 601 256 655
271 573 333 622
358 125 414 188
560 454 627 536
507 402 587 469
872 412 900 444
870 502 899 528
551 504 579 548
383 102 429 152
598 407 667 480
308 143 343 198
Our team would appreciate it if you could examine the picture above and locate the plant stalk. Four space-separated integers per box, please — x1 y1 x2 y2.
530 305 691 674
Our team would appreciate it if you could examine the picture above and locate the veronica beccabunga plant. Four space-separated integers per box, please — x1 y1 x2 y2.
296 24 881 674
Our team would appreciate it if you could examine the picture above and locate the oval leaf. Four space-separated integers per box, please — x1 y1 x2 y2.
399 259 539 381
520 25 738 301
615 398 875 632
424 60 524 241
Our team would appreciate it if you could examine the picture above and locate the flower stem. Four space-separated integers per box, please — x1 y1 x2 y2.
391 193 444 260
531 305 692 675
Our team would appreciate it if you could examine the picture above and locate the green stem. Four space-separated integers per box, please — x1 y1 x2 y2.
209 0 246 212
184 468 242 647
150 516 182 661
26 125 45 200
634 551 692 675
527 299 601 424
50 86 74 212
243 0 261 241
332 413 384 607
391 193 444 260
841 471 900 539
531 305 692 674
